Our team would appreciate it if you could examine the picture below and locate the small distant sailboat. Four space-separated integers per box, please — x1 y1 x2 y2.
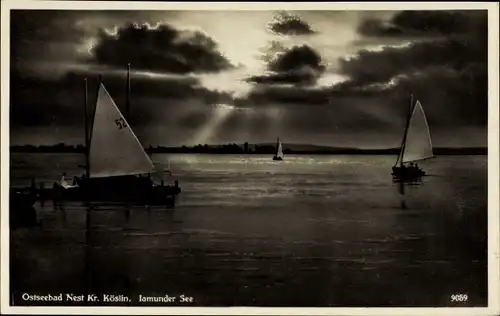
273 138 284 161
392 94 434 179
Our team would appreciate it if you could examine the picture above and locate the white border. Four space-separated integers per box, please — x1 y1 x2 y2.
1 1 499 315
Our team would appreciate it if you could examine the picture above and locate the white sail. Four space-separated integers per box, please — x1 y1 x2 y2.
88 83 155 178
276 139 283 157
401 100 434 163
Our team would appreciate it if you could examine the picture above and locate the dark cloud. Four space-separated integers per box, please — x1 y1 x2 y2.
267 11 316 36
358 10 486 38
9 10 198 73
339 36 486 86
248 44 326 86
241 39 486 130
268 44 325 73
238 79 393 109
11 10 85 43
9 10 236 138
390 64 487 126
357 19 405 37
90 22 233 74
333 10 488 128
10 72 89 129
9 10 488 148
346 10 487 88
248 68 319 86
10 10 87 72
10 68 234 130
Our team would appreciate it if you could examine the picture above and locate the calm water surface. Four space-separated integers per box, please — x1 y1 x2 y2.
9 153 487 306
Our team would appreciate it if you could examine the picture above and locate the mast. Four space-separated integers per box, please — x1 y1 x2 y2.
92 74 102 133
83 77 93 305
88 74 102 165
126 62 131 121
396 93 415 167
83 78 90 178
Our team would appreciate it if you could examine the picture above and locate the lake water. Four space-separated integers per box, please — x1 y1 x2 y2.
9 153 488 307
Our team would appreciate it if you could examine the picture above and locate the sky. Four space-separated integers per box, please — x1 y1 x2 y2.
9 9 488 148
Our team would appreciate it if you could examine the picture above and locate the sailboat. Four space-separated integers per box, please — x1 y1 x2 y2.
53 68 180 204
392 94 434 179
273 138 284 161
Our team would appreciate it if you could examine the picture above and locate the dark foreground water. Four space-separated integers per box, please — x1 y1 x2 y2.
9 153 487 307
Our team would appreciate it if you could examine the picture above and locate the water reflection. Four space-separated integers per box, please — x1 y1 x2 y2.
10 204 38 229
9 154 487 307
392 176 423 210
84 204 92 304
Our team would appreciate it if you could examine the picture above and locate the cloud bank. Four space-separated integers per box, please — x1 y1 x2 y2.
249 44 326 86
91 22 233 74
9 10 488 147
267 11 316 36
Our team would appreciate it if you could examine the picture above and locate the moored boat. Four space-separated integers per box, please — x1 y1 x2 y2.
52 64 181 205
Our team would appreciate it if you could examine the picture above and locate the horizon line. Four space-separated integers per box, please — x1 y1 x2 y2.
9 143 489 150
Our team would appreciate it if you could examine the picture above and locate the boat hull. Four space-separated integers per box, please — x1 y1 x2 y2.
53 186 178 205
39 176 181 205
391 166 425 179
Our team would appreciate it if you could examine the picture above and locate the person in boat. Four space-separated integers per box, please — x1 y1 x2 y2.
59 172 80 189
59 173 67 185
58 172 69 189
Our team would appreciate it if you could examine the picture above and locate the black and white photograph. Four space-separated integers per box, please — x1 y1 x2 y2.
1 1 499 315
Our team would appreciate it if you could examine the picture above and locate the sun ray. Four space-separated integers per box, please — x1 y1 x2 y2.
189 104 235 145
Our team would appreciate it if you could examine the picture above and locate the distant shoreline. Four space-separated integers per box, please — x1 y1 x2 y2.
10 144 487 156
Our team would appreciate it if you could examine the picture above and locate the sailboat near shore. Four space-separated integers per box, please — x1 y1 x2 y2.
392 94 434 179
9 64 179 214
273 138 284 161
51 65 181 205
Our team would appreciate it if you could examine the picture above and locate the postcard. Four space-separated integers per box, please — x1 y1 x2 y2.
1 1 499 315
